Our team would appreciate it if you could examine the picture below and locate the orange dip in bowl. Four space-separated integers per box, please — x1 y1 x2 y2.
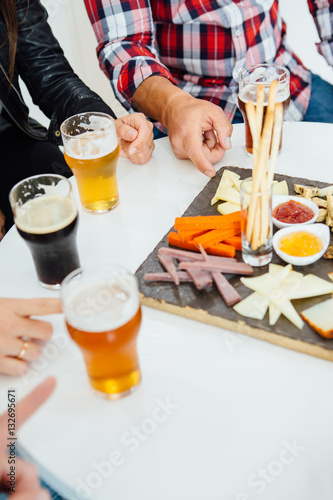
273 199 314 224
279 231 323 257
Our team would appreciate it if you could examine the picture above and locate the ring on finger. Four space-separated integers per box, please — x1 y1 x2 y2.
17 341 29 360
148 145 152 151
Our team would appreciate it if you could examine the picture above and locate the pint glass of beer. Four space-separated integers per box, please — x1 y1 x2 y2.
61 265 142 399
9 174 80 289
61 112 119 213
238 64 290 155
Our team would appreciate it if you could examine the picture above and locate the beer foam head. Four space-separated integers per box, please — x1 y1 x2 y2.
63 269 140 332
64 116 118 160
15 195 77 234
239 83 289 104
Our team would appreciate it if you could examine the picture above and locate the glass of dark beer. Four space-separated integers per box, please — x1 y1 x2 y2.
9 174 80 289
238 64 290 155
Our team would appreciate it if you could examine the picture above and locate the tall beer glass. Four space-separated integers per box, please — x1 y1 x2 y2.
238 64 290 155
61 112 120 213
9 174 80 289
61 265 142 399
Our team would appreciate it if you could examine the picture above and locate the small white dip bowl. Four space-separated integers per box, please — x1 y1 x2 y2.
272 195 319 229
272 223 330 266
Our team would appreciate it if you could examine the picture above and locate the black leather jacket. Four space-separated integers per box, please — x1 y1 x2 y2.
0 0 115 144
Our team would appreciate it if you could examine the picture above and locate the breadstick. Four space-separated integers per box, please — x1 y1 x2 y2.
246 80 278 245
256 83 265 138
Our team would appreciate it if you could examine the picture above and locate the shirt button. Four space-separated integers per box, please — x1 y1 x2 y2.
235 29 241 36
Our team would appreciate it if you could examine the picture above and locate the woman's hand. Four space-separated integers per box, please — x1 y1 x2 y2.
115 113 154 164
0 298 62 376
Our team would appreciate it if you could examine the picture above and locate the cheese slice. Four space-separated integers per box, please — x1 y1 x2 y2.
300 299 333 338
211 170 233 205
217 201 240 215
233 292 269 320
272 180 289 196
282 274 333 300
226 170 241 191
215 185 241 205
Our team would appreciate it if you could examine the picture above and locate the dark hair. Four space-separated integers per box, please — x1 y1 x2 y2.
0 0 18 84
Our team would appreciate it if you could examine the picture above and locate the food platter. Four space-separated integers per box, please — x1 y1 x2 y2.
135 166 333 361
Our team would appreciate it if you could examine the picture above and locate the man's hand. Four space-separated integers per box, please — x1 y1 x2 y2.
163 92 232 177
132 76 232 177
115 113 154 165
0 377 56 499
0 298 62 376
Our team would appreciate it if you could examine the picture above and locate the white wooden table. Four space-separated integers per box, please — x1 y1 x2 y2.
0 123 333 500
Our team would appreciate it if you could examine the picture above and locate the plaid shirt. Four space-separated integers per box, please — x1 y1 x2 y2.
85 0 333 124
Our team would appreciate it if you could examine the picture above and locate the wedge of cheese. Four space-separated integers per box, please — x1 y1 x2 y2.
217 201 240 215
272 180 289 196
300 299 333 339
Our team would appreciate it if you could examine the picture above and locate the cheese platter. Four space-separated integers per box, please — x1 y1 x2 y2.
135 166 333 361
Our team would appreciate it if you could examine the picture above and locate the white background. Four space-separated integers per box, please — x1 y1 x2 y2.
23 0 333 126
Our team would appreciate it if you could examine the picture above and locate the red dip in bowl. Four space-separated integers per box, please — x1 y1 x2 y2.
273 199 314 224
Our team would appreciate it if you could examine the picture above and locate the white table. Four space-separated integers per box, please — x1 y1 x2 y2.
1 123 333 500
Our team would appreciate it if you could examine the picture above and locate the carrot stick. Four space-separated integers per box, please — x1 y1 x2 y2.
193 226 240 249
174 212 241 231
223 236 242 251
168 232 236 258
167 232 198 251
206 243 236 258
177 228 208 242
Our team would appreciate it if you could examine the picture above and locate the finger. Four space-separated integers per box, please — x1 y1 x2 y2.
16 377 56 428
126 141 155 165
9 491 50 500
202 141 226 165
9 459 41 495
213 115 233 150
5 316 53 341
0 336 41 361
115 119 138 142
184 130 216 177
203 129 217 150
0 356 27 376
9 298 62 317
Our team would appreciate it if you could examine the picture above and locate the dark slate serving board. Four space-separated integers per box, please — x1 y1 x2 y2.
136 166 333 361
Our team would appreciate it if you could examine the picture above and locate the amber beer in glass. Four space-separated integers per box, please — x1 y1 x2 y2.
61 112 120 213
61 265 142 399
9 174 80 289
238 64 290 155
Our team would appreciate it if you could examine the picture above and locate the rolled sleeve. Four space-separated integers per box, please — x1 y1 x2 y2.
85 0 175 110
308 0 333 66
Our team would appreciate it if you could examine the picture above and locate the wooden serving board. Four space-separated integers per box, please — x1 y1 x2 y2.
135 167 333 361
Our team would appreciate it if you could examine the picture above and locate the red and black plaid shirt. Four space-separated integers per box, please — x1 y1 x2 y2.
85 0 333 126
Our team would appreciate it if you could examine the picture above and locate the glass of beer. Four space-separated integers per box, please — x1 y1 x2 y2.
60 112 120 213
61 264 142 399
9 174 80 289
238 64 290 155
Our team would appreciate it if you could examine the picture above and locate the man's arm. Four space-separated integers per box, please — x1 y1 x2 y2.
132 76 232 177
307 0 333 66
86 0 232 176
